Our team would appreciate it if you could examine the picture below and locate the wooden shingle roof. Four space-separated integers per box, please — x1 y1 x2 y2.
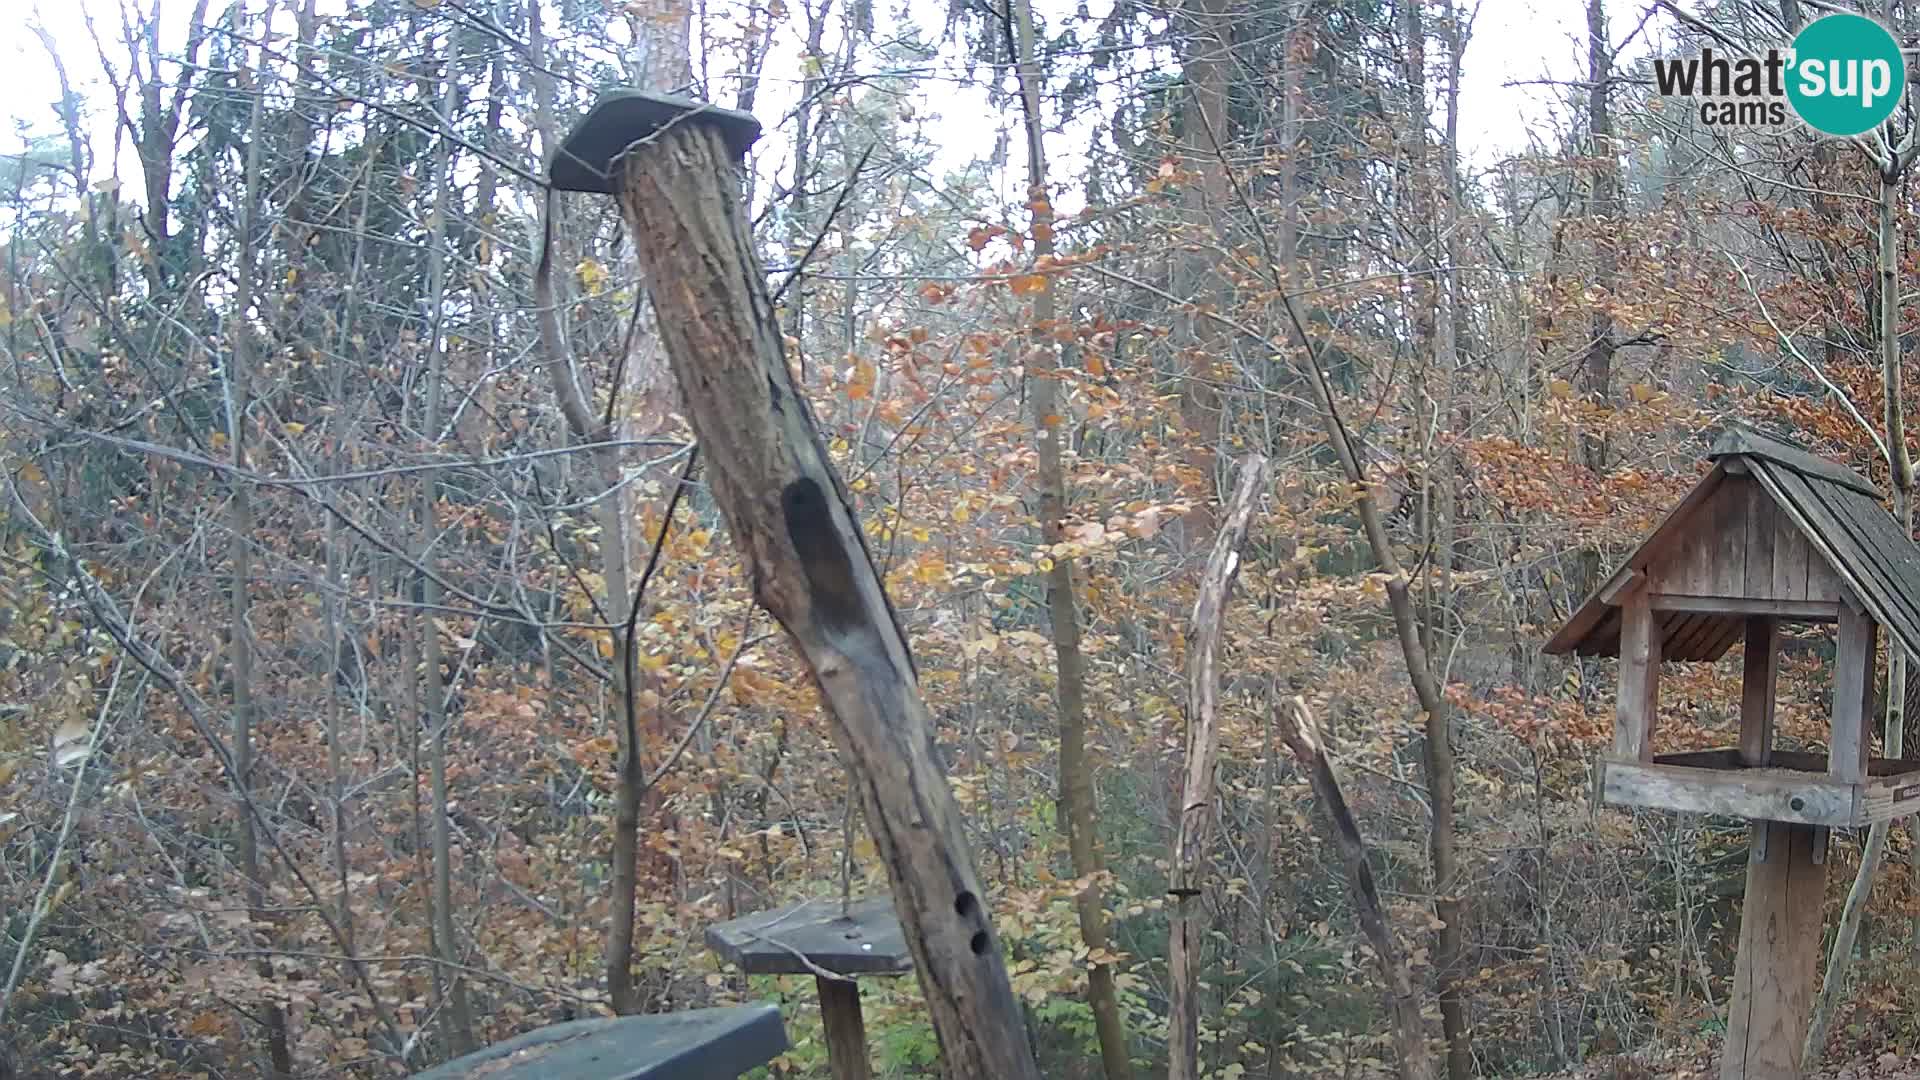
1544 428 1920 663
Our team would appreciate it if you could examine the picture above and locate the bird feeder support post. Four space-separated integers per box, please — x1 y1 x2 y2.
817 977 873 1080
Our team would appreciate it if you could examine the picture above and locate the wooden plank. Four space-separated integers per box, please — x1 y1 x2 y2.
409 1006 790 1080
1826 484 1920 588
1650 748 1745 769
1599 758 1858 826
1599 568 1644 606
1815 483 1920 663
1773 499 1810 602
1683 614 1727 659
1692 617 1739 661
1657 612 1699 659
1742 618 1778 766
1648 595 1840 620
1615 592 1660 761
1857 776 1920 823
1711 478 1752 597
1722 821 1828 1080
1745 491 1779 599
1831 604 1875 784
1770 467 1920 656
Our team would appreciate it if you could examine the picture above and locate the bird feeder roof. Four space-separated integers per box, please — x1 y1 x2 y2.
1544 427 1920 663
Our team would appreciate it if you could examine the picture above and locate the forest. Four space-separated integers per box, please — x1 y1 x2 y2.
10 0 1920 1076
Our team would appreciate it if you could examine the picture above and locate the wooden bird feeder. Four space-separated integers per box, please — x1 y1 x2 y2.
408 1004 787 1080
1545 427 1920 1078
707 896 913 1080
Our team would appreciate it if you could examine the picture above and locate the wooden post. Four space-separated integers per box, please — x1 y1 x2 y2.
1615 589 1661 761
1722 820 1828 1080
1832 604 1875 783
1740 617 1778 767
563 94 1040 1080
1168 455 1268 1080
817 977 873 1080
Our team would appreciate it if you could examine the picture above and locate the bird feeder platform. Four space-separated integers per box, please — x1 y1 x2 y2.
1599 748 1920 828
1546 426 1920 1079
407 1004 787 1080
707 897 912 1080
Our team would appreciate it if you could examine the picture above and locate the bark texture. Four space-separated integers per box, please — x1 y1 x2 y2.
1168 455 1268 1080
1008 0 1135 1074
613 122 1040 1080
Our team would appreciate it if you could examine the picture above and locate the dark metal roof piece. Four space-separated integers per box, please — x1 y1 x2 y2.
550 90 762 194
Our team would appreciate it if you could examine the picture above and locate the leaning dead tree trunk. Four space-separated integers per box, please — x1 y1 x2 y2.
555 94 1041 1080
1273 698 1436 1080
1168 455 1268 1080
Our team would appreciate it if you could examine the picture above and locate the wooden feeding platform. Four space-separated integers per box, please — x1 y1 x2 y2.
706 897 912 1080
1600 749 1920 827
408 1004 787 1080
1545 426 1920 1079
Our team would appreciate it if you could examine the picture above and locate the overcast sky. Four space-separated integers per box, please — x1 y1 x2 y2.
0 0 1639 215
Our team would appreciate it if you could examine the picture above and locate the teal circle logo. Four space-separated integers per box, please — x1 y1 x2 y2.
1787 14 1905 136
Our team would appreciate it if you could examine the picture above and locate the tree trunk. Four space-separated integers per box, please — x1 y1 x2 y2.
1007 2 1135 1076
420 44 476 1056
229 13 292 1073
611 114 1041 1080
1172 0 1233 525
1809 151 1917 1067
1432 1 1471 1074
1579 0 1617 475
1168 456 1268 1080
524 0 656 1015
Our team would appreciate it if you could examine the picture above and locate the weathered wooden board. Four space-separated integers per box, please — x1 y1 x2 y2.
1740 618 1777 767
1649 748 1920 777
1830 605 1875 784
706 897 913 977
1744 485 1777 600
1771 501 1809 604
1599 758 1856 825
1721 821 1827 1080
1649 595 1840 620
409 1006 787 1080
1599 748 1920 825
1614 592 1660 762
